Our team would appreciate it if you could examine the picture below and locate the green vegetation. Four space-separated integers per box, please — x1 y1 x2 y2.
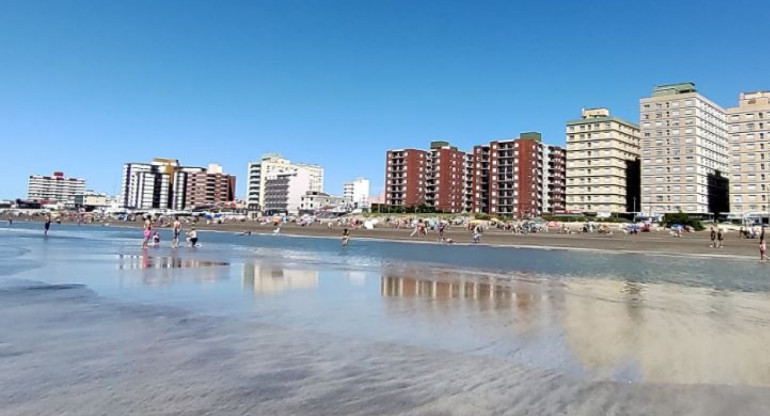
663 211 704 231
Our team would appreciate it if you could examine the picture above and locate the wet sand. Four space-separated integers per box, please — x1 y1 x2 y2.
2 282 768 416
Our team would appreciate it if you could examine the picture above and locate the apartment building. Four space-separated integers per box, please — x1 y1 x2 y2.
472 132 565 218
566 108 641 214
27 171 86 205
426 141 466 213
263 168 313 215
184 164 236 209
246 154 323 211
726 91 770 214
121 159 235 210
343 178 370 209
385 148 429 208
639 83 729 215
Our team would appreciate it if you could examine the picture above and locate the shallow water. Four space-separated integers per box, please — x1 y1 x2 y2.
1 223 769 415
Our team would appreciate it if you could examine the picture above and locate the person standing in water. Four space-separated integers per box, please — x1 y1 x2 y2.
342 228 350 247
172 218 182 248
142 224 152 248
44 215 51 236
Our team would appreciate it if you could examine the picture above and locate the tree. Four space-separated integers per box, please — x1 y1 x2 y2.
663 211 704 231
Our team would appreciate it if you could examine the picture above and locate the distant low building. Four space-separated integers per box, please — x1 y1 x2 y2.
300 191 347 214
74 191 109 211
27 171 86 206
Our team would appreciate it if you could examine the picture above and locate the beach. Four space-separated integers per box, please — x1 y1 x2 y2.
1 223 770 415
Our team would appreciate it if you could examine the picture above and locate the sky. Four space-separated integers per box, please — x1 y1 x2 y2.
1 0 768 200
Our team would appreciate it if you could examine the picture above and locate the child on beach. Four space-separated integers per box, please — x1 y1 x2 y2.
187 228 199 247
152 231 160 246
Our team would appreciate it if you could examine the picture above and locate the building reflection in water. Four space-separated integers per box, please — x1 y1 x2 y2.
381 272 770 387
242 264 319 294
116 253 229 286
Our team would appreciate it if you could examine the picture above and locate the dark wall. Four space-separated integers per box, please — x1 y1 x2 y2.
707 170 729 215
625 158 641 213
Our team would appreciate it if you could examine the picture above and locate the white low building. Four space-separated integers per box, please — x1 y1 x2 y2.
343 178 370 209
74 192 109 210
28 171 86 206
300 191 347 213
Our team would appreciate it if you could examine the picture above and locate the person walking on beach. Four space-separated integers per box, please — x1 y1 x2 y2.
717 228 725 248
709 227 717 248
438 222 446 242
760 228 768 261
342 228 350 247
473 224 482 243
172 218 182 248
410 221 419 238
43 215 51 236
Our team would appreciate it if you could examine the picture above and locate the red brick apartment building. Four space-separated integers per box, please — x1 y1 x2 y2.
387 133 565 217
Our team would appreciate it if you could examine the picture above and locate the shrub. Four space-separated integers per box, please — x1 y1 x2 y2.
663 211 704 231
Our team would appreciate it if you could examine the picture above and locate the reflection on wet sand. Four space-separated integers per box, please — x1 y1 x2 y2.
242 264 319 294
116 254 229 286
382 272 770 387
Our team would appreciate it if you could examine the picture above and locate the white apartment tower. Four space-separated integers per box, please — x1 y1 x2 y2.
27 172 86 205
727 91 770 214
566 108 641 214
639 83 729 215
246 154 324 211
343 178 370 208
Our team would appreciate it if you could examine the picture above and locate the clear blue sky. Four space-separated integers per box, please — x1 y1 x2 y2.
0 0 767 200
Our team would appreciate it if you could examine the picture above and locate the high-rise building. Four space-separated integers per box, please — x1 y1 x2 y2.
385 143 468 213
472 132 565 218
639 83 729 215
27 172 86 205
726 91 770 214
246 154 323 211
566 108 641 214
263 167 313 214
184 164 237 209
385 148 429 209
121 159 234 210
426 141 466 213
343 178 371 209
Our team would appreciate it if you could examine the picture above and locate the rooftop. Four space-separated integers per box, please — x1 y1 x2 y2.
651 82 697 97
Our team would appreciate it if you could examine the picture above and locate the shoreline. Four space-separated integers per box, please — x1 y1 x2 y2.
9 218 762 261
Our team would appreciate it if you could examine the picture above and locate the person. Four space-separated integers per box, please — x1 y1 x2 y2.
709 227 716 248
342 228 350 247
473 224 482 243
410 221 419 238
152 231 160 246
44 215 51 236
717 228 725 248
7 217 12 226
187 228 199 247
438 222 446 242
172 218 182 247
760 228 768 262
142 225 152 248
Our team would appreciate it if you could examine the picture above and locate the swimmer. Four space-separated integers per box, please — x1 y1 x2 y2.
44 215 51 236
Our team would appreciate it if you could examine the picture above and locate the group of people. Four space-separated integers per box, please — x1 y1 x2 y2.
142 218 198 248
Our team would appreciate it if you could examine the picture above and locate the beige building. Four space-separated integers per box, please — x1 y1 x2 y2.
726 91 770 214
246 154 324 211
566 108 641 213
639 83 729 215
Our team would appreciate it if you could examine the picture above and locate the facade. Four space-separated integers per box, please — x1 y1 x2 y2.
472 132 565 218
73 192 109 210
726 91 770 214
263 168 313 215
426 141 466 213
121 159 234 210
27 172 86 205
639 83 729 215
384 143 467 213
343 178 370 209
566 108 641 214
246 155 324 211
184 164 236 209
385 148 429 208
300 191 347 213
